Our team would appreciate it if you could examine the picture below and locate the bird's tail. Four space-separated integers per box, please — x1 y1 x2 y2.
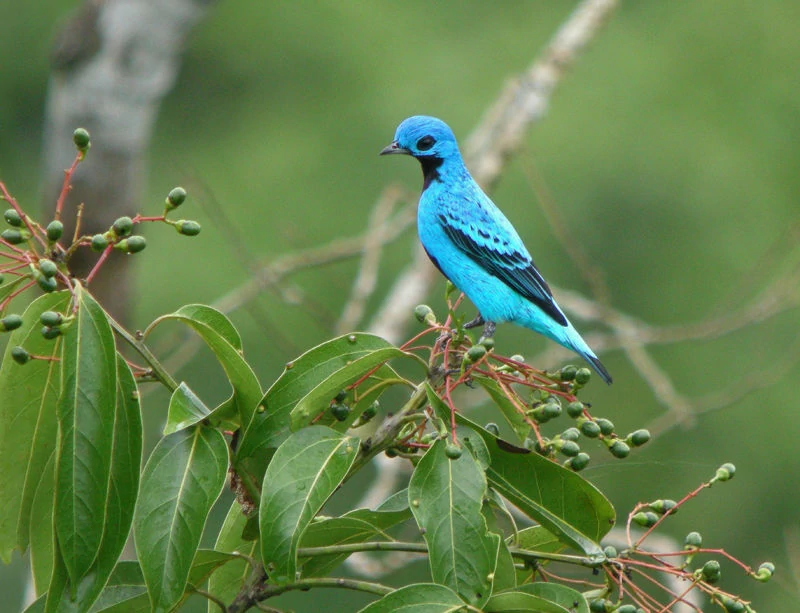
581 352 612 385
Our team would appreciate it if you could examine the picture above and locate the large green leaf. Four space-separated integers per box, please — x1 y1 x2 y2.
207 501 259 613
484 590 569 613
357 583 465 613
146 304 262 426
0 291 68 561
259 426 359 583
134 426 228 613
408 439 501 607
29 453 56 594
236 333 416 487
40 356 143 613
299 491 412 577
55 285 118 586
514 583 589 613
430 392 614 557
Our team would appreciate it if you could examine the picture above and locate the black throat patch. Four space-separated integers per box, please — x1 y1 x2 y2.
417 155 443 191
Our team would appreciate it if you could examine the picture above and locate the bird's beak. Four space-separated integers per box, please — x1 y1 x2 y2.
379 141 410 156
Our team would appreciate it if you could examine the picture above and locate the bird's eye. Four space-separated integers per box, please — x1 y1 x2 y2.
417 135 436 151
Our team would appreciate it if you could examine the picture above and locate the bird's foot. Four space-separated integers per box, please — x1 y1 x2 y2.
481 320 496 339
463 314 485 330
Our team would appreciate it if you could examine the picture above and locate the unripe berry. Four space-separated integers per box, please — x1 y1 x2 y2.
445 443 462 459
91 234 108 251
35 272 57 292
39 259 57 278
0 314 23 332
566 401 584 418
684 531 702 548
362 400 379 420
484 422 500 437
4 209 22 227
570 452 590 471
632 511 659 527
753 562 775 582
46 220 63 241
574 367 592 384
603 545 618 559
385 448 398 458
465 344 486 363
721 597 746 612
11 346 30 364
650 499 677 515
509 354 524 364
559 440 580 457
40 311 63 327
478 335 494 351
700 559 721 584
596 418 614 436
715 462 736 482
414 304 435 324
561 427 580 442
559 365 577 381
112 216 133 237
73 127 90 151
330 403 350 422
125 235 147 254
175 220 202 236
166 186 187 209
334 389 347 403
589 600 609 613
609 440 630 459
41 326 61 340
2 229 25 244
542 402 561 419
580 420 601 438
616 605 637 613
628 429 651 447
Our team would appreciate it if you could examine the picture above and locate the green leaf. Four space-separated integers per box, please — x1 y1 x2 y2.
408 439 501 606
207 501 259 613
430 395 614 556
514 583 589 613
259 426 359 583
473 375 530 442
299 493 412 577
40 356 143 613
510 526 565 554
236 333 416 487
55 285 118 586
484 590 569 613
0 291 68 561
29 453 56 594
187 549 238 587
357 583 466 613
163 382 211 435
146 304 262 427
0 274 29 303
134 426 228 613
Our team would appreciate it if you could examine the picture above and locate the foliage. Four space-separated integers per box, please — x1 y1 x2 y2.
0 131 775 613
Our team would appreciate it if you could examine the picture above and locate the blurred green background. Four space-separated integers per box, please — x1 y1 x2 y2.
2 1 798 610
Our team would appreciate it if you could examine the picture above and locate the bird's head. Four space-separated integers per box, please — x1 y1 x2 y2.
380 116 461 160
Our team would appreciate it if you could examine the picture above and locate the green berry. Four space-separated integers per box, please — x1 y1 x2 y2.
39 259 57 278
35 273 57 293
166 186 187 208
465 344 486 363
112 216 133 237
11 346 30 364
125 235 147 254
721 596 746 612
175 220 201 236
559 440 580 457
509 354 524 364
542 402 561 419
700 559 721 584
2 229 25 244
484 422 500 437
0 314 23 332
385 448 398 458
334 389 347 403
596 418 614 436
91 234 108 251
628 429 651 447
40 311 63 327
41 326 61 340
46 220 63 241
603 545 618 559
574 367 592 384
330 403 350 422
715 462 736 482
559 365 577 381
567 452 590 472
362 400 379 420
478 335 494 351
632 511 659 528
580 420 601 438
650 499 677 515
4 209 22 227
589 600 608 613
609 440 630 459
684 531 702 548
413 304 435 324
445 443 462 459
561 427 580 442
616 605 637 613
566 401 584 418
73 128 90 150
753 561 775 582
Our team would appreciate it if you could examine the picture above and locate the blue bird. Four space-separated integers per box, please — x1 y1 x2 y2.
381 116 611 384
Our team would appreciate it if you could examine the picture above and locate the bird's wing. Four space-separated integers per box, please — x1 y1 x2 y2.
437 206 568 326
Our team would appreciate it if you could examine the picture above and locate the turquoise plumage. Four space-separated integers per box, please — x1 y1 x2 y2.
381 116 611 384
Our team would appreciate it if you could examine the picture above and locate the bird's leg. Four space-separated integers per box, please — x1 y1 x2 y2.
463 314 485 330
482 320 496 339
